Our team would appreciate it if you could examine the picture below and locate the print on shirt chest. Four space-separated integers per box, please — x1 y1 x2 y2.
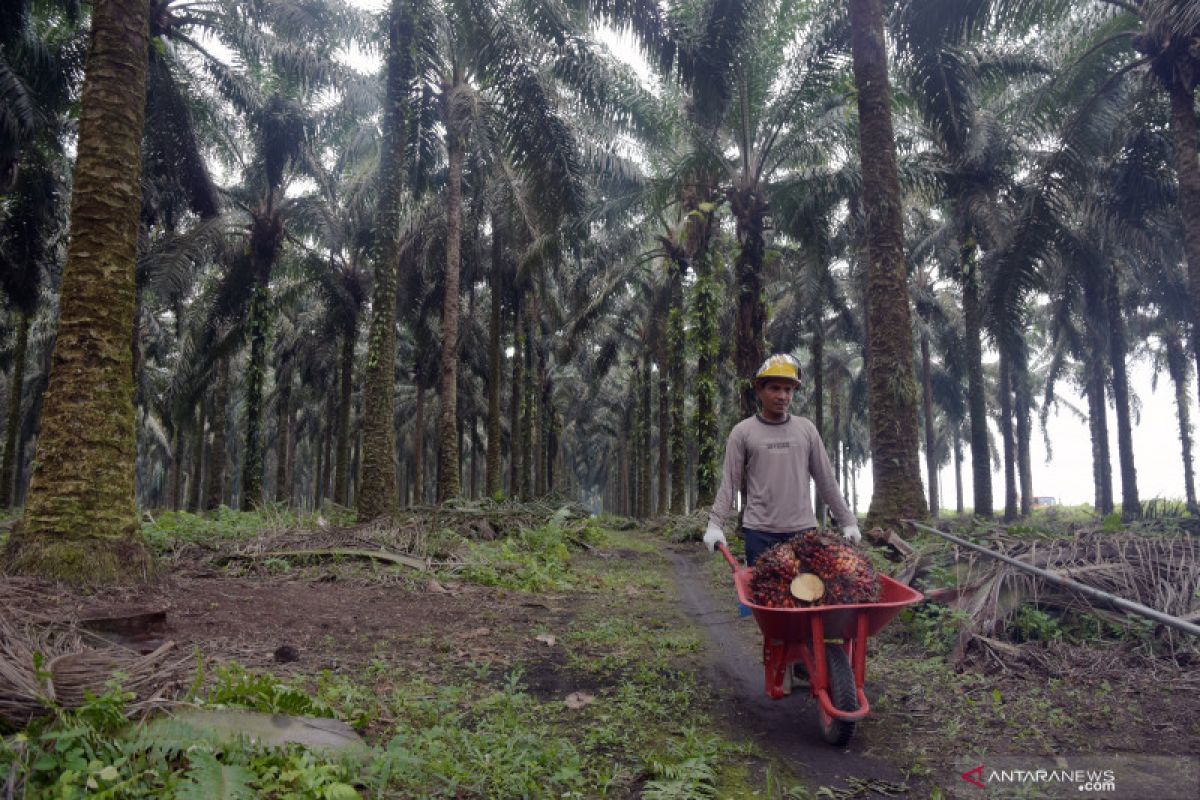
749 435 804 465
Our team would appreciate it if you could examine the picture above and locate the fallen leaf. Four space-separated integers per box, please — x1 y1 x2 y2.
535 633 556 646
564 691 594 710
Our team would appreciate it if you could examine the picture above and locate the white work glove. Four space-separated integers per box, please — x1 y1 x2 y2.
842 524 862 544
703 521 728 552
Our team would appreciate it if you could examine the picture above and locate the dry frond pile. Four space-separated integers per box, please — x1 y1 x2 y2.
939 531 1200 662
0 615 180 728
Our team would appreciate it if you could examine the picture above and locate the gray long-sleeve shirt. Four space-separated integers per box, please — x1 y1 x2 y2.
708 414 857 533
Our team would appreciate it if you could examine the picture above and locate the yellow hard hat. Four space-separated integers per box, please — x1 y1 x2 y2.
754 353 801 384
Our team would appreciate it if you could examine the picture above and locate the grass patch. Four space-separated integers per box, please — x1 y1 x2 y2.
141 505 356 555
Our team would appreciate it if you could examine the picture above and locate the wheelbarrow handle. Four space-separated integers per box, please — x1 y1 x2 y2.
716 542 739 571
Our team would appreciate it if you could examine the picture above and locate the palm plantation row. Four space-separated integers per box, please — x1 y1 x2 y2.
1 0 1198 583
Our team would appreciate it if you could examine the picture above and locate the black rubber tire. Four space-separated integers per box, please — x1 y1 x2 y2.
818 646 858 747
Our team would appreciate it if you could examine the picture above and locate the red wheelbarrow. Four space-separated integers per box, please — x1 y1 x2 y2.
717 543 923 746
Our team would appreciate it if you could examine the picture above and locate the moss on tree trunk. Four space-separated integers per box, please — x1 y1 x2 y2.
3 0 153 584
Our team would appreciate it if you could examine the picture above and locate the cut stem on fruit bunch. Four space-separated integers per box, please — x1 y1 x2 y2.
791 573 825 602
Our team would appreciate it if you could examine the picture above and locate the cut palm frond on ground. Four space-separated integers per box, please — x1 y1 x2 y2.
0 615 183 727
921 532 1200 664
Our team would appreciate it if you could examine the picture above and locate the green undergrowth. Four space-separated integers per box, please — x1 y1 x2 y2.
0 516 811 797
2 641 751 798
141 505 357 554
455 511 606 592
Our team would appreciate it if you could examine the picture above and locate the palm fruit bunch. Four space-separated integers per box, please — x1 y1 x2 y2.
791 531 881 605
750 531 881 607
748 541 804 608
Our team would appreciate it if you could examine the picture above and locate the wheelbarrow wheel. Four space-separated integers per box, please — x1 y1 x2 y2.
818 647 858 747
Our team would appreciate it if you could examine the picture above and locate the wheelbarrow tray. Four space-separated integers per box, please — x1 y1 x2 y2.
720 546 922 727
732 569 923 641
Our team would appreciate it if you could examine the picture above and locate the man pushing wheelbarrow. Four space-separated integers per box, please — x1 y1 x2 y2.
702 354 921 746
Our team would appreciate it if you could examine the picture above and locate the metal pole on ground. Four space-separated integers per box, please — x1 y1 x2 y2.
902 519 1200 638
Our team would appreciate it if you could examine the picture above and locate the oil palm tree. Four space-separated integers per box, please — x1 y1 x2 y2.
848 0 928 526
4 0 155 583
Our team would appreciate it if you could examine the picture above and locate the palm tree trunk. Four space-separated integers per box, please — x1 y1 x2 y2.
1163 328 1198 510
953 428 965 515
240 281 269 510
629 367 642 517
849 0 928 527
657 346 669 516
4 0 153 582
920 331 939 517
486 215 503 498
692 246 720 507
541 367 554 496
510 293 523 498
0 312 30 508
812 326 827 523
640 354 652 517
437 123 464 503
1105 267 1139 520
732 187 768 418
168 424 182 510
334 329 354 505
830 368 843 495
962 245 993 518
1015 362 1033 517
206 358 228 510
413 381 425 505
521 299 535 499
189 400 205 512
1167 79 1200 409
315 400 330 508
1087 363 1114 516
274 359 292 504
668 258 687 513
998 346 1017 522
358 0 412 518
470 415 480 498
535 352 548 497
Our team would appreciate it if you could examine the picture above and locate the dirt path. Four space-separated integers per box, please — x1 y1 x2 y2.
666 545 911 796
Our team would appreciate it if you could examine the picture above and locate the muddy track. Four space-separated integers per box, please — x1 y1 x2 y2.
666 545 910 796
